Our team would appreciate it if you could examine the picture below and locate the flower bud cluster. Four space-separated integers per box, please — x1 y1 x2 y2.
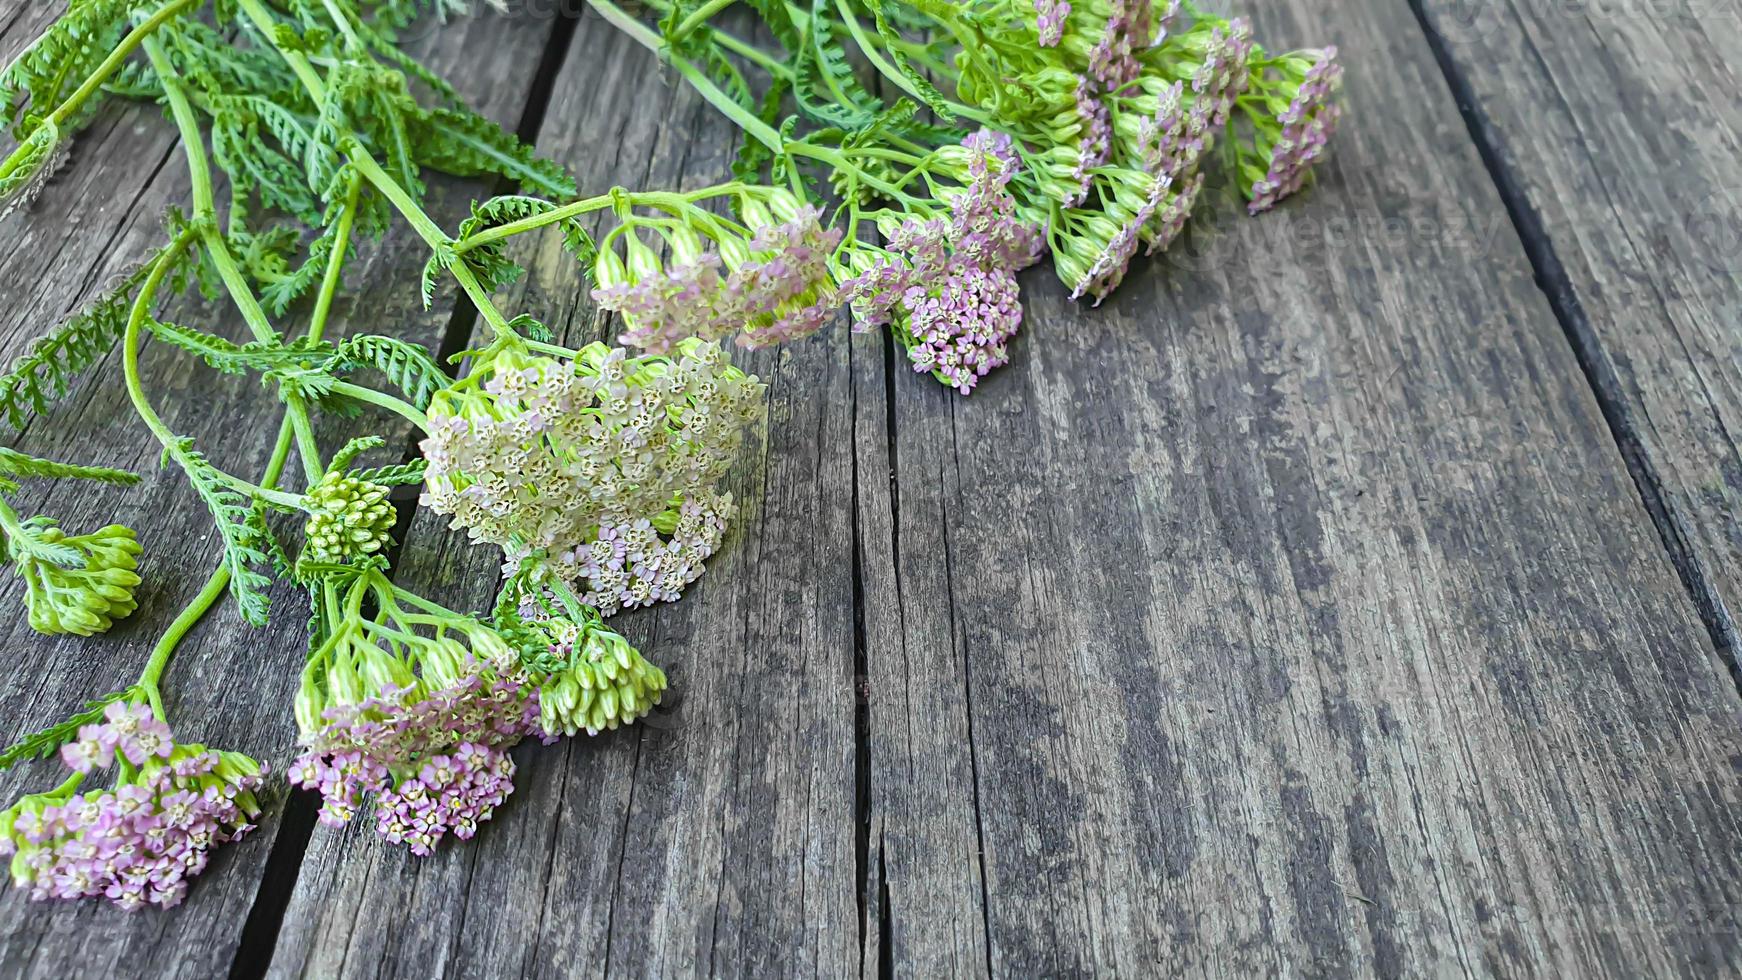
302 471 396 564
9 521 142 636
867 0 1337 301
592 188 845 353
288 584 539 837
531 618 669 737
1235 47 1344 213
419 339 764 609
838 131 1044 394
1 704 264 911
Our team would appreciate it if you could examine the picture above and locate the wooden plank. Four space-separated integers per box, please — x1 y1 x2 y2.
266 15 864 978
1412 0 1742 662
852 1 1742 976
0 8 555 975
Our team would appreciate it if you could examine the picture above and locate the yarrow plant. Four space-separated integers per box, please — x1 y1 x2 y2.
288 567 539 852
0 0 753 911
1 701 265 911
559 0 1345 379
0 0 1349 915
418 336 764 614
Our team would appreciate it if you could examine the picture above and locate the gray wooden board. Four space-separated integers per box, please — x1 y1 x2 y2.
3 0 1742 976
267 14 862 977
0 6 558 976
848 0 1742 975
1412 0 1742 663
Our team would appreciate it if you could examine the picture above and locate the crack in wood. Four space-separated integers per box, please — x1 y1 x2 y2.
1405 0 1742 691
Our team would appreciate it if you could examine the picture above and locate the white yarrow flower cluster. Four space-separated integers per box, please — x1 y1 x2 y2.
419 339 764 614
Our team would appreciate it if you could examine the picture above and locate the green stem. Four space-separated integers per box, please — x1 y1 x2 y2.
327 380 429 430
117 231 300 509
234 0 517 340
709 27 794 78
588 0 782 153
671 0 739 42
309 172 363 346
453 186 744 254
146 33 326 497
134 411 300 717
452 191 616 253
8 0 199 144
0 496 28 549
829 0 984 122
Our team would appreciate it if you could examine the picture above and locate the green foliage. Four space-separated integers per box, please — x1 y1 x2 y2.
864 0 954 121
0 0 138 138
0 258 172 431
659 1 754 111
409 107 576 198
328 435 387 471
147 318 330 377
0 688 140 772
743 0 801 52
0 122 67 217
792 0 881 130
165 438 276 627
0 448 140 495
733 77 790 183
351 458 425 487
330 335 450 409
447 195 598 300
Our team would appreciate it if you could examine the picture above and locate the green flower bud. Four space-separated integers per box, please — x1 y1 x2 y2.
420 637 467 690
534 625 669 738
294 674 326 734
302 472 396 564
9 522 143 636
356 645 416 695
593 241 628 290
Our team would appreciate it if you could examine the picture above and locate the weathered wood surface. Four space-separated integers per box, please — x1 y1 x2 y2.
267 15 863 977
0 6 562 977
849 0 1742 974
2 0 1741 977
1411 0 1742 667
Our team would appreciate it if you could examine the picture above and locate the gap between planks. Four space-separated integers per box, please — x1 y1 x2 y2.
222 10 585 977
1404 0 1742 689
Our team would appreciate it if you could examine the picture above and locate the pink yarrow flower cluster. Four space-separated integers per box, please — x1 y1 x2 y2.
1240 47 1343 213
288 599 544 854
839 131 1044 394
592 194 845 353
1 704 264 911
368 744 517 856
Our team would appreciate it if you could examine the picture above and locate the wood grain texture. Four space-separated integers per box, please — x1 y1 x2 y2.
4 0 1741 976
1412 0 1742 661
266 15 864 977
0 7 557 976
852 0 1742 975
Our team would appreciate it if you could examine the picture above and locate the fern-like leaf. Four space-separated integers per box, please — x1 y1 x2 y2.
329 435 386 472
410 107 575 198
351 458 426 487
0 688 140 772
0 256 172 431
167 438 274 626
331 335 450 410
0 447 140 488
793 3 881 130
864 0 954 121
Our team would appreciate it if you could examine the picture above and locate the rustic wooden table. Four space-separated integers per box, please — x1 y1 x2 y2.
0 1 1738 976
